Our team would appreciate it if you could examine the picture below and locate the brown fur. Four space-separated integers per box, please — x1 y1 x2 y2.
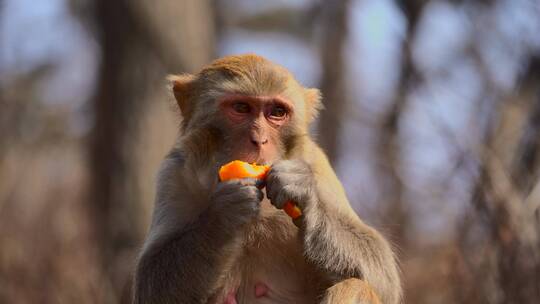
133 54 401 304
322 278 382 304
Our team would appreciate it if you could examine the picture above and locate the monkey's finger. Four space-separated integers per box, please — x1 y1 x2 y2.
218 176 259 185
271 159 310 175
237 177 260 187
271 186 297 210
243 179 265 199
255 178 266 189
265 180 281 203
225 185 263 205
240 183 264 202
266 171 291 190
256 188 264 202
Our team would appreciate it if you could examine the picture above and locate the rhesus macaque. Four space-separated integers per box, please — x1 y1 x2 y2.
133 54 401 304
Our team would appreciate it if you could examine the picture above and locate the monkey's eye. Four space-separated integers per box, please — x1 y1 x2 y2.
232 102 251 114
270 105 287 118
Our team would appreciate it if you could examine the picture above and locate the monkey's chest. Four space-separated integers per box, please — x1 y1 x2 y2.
217 200 319 304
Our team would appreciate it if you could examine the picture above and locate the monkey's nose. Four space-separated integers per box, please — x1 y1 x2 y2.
250 138 268 146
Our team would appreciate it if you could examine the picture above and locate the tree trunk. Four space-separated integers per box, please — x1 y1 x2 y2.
317 0 350 165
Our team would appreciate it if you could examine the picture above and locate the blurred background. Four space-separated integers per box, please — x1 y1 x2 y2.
1 0 539 303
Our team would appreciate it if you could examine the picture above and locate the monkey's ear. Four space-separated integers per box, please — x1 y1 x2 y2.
168 74 196 118
304 88 323 123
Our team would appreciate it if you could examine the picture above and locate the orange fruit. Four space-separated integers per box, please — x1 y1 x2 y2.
283 201 302 220
219 160 270 181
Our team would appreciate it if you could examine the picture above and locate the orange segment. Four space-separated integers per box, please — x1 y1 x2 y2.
283 201 302 219
219 160 270 181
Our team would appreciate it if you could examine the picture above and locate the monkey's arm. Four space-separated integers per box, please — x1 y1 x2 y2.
266 147 402 304
133 156 263 304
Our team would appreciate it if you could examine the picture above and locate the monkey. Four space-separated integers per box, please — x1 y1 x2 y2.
133 54 401 304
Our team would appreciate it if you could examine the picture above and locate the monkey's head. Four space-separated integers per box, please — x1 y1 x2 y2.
169 54 322 166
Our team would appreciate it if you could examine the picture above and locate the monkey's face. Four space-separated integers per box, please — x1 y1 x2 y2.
217 94 292 165
170 55 321 166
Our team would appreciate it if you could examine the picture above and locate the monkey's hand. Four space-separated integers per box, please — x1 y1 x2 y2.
211 178 264 225
266 160 316 214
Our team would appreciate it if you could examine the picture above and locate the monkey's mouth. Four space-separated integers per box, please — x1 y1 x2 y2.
234 151 273 166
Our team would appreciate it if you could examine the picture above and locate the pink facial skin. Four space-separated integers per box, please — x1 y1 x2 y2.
219 94 293 128
218 94 294 165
